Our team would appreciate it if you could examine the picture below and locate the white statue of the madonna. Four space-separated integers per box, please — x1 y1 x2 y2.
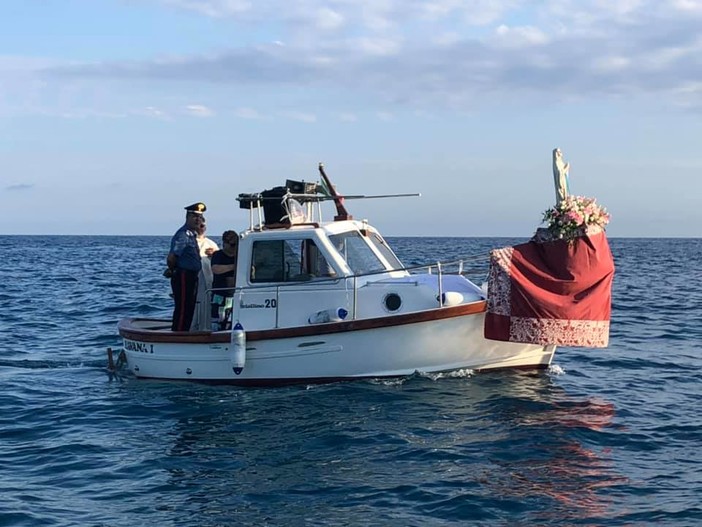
552 147 570 205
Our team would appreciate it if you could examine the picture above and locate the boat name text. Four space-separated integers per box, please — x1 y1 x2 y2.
124 339 154 354
240 298 277 309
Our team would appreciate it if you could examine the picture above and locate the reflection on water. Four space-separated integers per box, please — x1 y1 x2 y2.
140 372 625 525
485 391 626 524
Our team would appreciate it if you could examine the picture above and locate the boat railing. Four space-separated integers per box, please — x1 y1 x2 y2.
204 253 489 328
405 256 489 279
208 254 488 294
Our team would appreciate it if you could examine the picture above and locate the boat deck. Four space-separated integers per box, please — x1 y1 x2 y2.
129 319 175 332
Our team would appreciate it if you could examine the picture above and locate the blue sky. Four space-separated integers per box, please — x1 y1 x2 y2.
1 0 701 237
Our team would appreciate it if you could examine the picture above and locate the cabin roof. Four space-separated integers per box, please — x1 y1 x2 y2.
241 219 371 240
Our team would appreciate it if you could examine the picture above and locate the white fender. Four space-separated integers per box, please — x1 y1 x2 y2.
230 321 246 375
440 291 464 306
308 307 349 324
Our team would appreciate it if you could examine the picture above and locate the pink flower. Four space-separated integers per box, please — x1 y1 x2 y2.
542 195 610 239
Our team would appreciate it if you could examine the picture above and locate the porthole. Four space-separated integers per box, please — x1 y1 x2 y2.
384 293 402 312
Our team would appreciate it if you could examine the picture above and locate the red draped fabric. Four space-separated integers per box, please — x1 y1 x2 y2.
484 229 615 347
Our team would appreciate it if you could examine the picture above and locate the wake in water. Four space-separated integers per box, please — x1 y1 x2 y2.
549 364 566 375
0 358 107 370
365 368 475 386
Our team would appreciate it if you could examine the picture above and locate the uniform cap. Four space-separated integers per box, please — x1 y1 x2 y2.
185 202 207 214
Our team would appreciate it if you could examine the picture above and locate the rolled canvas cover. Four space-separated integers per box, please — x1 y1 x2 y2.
484 230 614 347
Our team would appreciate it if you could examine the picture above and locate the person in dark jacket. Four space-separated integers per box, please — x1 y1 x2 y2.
210 230 239 330
166 202 206 331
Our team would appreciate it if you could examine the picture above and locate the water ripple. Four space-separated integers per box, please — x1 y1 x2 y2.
0 236 700 525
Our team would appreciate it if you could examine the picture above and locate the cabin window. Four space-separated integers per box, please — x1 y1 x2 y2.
328 231 386 275
250 239 335 283
367 232 404 270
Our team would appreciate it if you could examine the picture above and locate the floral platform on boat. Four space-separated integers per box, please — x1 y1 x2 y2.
484 159 615 348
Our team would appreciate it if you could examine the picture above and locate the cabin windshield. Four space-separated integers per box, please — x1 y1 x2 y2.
367 232 404 270
328 231 387 275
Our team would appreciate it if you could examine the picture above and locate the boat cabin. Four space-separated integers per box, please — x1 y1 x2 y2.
223 180 484 332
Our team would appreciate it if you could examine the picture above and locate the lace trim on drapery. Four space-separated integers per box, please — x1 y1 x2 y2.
509 317 610 347
487 247 513 316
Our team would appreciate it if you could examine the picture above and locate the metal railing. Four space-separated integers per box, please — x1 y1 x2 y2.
205 253 489 329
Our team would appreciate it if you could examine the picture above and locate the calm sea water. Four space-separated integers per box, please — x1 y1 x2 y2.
0 235 700 526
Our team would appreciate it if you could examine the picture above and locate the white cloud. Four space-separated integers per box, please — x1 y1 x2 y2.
434 32 463 47
493 24 549 47
674 81 702 95
417 0 521 26
339 112 358 122
313 7 345 30
591 0 645 16
55 109 127 119
184 104 214 117
135 106 170 119
234 106 263 119
282 110 317 123
591 56 631 72
641 40 700 70
671 81 702 109
5 1 702 116
160 0 252 17
0 56 56 70
354 37 402 56
671 0 702 13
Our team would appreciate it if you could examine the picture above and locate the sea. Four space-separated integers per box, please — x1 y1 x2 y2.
0 235 700 526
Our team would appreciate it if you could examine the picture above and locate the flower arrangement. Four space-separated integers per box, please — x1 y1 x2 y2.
542 195 610 240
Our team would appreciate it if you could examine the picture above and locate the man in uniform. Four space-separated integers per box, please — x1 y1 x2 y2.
166 202 206 331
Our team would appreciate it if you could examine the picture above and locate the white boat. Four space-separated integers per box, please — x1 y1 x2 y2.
117 165 556 385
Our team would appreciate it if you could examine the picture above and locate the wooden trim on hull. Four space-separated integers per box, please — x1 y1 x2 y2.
118 301 488 344
130 362 550 387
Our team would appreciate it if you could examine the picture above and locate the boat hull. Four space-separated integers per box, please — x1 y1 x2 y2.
119 307 555 385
